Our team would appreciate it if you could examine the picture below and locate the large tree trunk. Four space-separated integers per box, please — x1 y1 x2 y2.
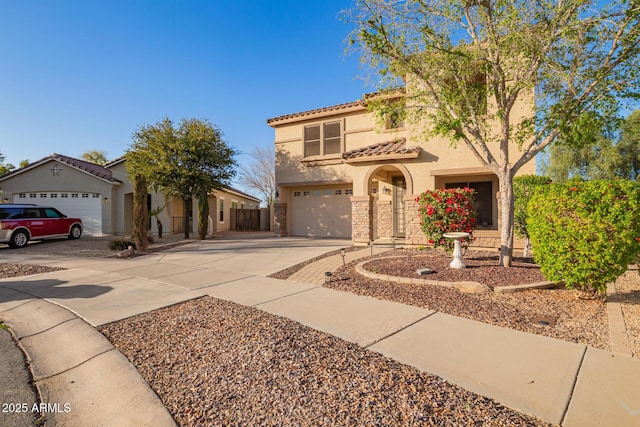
133 175 149 251
198 190 209 240
183 199 190 239
498 173 515 267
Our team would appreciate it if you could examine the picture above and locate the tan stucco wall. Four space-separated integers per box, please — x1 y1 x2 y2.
273 95 536 194
109 161 169 235
207 189 260 233
270 93 537 243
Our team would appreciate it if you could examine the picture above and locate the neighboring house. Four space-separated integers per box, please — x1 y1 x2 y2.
267 96 535 247
0 153 260 237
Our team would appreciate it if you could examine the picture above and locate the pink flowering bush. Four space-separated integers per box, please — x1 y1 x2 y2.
417 188 477 252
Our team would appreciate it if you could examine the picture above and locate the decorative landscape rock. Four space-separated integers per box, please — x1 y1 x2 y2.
99 297 549 426
416 268 434 275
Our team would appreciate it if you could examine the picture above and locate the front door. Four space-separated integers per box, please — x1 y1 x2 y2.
393 177 406 237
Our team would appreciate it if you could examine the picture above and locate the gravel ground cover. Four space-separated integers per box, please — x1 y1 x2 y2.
99 296 549 427
360 249 546 287
0 263 63 278
324 249 609 349
0 234 194 258
3 242 638 425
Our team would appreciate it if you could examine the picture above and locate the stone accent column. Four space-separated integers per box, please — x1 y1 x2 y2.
351 196 373 244
404 194 428 245
273 202 287 237
376 200 393 238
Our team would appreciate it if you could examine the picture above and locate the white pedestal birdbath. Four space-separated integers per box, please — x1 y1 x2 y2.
443 232 470 269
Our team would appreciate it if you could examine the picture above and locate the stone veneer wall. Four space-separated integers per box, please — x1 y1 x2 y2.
376 200 393 238
404 195 426 245
351 196 373 244
273 202 287 237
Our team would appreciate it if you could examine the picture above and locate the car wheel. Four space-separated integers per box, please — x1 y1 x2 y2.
9 230 29 248
68 225 82 240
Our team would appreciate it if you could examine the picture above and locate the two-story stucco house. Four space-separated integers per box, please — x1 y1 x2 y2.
267 95 535 247
0 153 260 237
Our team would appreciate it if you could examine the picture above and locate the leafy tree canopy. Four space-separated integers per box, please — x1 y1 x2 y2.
0 152 12 176
126 117 237 201
81 149 108 165
346 0 640 266
542 109 640 181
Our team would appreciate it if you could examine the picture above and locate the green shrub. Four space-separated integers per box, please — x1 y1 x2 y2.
527 179 640 294
513 175 552 240
417 188 476 252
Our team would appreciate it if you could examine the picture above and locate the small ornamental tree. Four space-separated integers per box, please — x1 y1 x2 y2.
513 175 552 257
417 188 476 252
527 180 640 296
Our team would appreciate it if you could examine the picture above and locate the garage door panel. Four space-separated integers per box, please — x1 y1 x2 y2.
291 187 351 238
14 192 102 236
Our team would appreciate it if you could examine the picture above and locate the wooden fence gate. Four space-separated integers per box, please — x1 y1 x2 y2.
230 208 261 231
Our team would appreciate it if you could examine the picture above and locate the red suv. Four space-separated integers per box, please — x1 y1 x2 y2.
0 204 83 248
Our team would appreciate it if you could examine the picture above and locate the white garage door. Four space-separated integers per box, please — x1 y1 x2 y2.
291 186 352 237
14 192 103 236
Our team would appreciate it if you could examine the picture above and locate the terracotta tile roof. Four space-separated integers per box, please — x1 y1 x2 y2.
266 99 366 125
266 89 406 126
53 153 114 181
0 153 116 182
342 139 420 161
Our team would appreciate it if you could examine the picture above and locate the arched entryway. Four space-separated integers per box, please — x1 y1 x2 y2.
363 164 413 240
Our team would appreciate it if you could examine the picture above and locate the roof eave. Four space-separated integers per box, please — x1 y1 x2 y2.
343 151 420 163
267 103 367 127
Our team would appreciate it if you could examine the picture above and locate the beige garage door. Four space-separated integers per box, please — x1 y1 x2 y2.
291 186 352 237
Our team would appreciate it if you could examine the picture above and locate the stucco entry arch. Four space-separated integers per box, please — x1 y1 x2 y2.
362 163 414 196
352 163 414 241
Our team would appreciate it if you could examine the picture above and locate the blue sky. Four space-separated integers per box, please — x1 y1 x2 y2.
0 0 366 191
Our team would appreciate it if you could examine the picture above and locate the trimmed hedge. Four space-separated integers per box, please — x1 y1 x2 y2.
513 175 552 241
527 180 640 294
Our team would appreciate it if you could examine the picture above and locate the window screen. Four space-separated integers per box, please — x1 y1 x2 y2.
323 122 341 154
304 125 321 157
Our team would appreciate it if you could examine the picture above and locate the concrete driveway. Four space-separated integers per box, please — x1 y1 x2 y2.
1 234 351 326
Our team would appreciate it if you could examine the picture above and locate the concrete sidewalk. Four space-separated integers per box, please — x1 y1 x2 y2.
1 237 640 426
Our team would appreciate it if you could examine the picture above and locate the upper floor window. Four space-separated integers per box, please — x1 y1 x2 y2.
385 110 405 130
304 121 341 157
